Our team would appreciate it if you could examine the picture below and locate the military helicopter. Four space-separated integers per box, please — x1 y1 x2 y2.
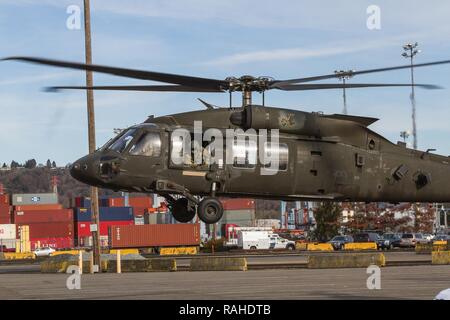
3 56 450 224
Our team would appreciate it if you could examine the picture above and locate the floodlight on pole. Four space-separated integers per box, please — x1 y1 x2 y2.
334 69 354 115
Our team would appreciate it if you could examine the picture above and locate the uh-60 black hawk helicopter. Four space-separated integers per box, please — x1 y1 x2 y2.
3 56 450 224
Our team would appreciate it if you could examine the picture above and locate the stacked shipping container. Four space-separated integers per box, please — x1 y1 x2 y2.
11 193 74 249
0 194 11 224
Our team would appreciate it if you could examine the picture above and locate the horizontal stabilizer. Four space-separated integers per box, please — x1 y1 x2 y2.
324 114 379 127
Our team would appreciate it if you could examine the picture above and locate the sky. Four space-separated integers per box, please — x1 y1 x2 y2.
1 0 450 165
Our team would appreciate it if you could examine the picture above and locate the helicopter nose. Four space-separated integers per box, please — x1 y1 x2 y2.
70 155 100 186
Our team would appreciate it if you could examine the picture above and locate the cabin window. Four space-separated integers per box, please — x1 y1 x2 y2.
263 142 288 171
108 128 137 153
129 132 161 157
232 135 257 169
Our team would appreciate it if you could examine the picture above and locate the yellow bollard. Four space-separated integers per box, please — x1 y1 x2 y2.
78 251 83 275
116 250 121 274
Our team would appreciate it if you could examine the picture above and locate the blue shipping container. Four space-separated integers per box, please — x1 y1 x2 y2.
74 207 134 222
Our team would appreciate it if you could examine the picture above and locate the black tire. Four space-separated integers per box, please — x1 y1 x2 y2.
197 197 223 224
171 198 196 223
286 244 295 251
250 246 257 250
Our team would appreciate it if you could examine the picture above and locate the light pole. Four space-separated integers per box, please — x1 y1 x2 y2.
83 0 101 270
400 130 410 144
402 42 421 150
335 70 354 115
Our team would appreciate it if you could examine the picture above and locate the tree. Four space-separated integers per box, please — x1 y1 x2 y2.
10 160 20 168
2 163 6 168
414 204 435 233
52 161 57 168
312 202 341 242
46 159 52 168
24 159 37 169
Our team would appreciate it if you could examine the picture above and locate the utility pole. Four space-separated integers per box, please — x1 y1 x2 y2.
83 0 101 270
402 42 421 150
334 70 354 115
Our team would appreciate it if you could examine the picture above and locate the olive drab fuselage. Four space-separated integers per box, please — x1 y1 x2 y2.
70 105 450 203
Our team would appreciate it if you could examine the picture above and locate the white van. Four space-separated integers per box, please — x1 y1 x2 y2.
238 230 296 250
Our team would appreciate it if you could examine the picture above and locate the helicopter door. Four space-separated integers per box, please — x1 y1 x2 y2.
120 131 163 184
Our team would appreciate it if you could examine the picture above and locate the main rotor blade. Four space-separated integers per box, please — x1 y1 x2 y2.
272 83 442 91
45 85 224 92
2 56 229 90
272 60 450 85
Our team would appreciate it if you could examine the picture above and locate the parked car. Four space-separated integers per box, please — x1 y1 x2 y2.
329 235 354 250
400 233 428 247
434 234 449 241
423 233 434 242
33 247 56 257
353 232 380 243
377 233 401 250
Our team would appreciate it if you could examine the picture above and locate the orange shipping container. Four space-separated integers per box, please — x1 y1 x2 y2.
15 204 63 211
129 196 152 208
110 224 200 248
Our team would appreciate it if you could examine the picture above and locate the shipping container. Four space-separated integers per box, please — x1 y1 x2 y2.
0 204 11 224
75 220 134 238
12 193 58 206
14 204 63 211
0 224 16 239
109 224 200 248
220 198 255 210
73 207 134 222
30 237 74 250
13 209 73 224
16 222 73 238
0 194 10 205
132 206 148 216
144 212 172 224
99 196 125 207
129 196 153 208
219 209 255 227
74 196 91 208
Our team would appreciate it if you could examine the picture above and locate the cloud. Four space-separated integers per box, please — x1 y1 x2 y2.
201 35 420 66
0 71 76 86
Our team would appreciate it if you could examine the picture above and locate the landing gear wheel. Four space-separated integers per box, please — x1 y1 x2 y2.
197 197 223 224
172 198 196 223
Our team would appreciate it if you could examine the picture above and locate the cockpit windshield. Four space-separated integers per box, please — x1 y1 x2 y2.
129 132 161 157
108 128 138 153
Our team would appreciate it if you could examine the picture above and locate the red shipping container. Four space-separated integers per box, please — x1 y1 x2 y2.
0 194 9 205
220 198 255 210
75 220 134 238
30 237 74 250
129 196 152 208
132 207 149 216
0 217 10 224
14 209 73 224
110 224 200 248
16 222 73 238
0 204 10 216
15 204 63 211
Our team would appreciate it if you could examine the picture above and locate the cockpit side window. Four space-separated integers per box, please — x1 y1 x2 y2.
129 132 161 157
108 129 137 153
